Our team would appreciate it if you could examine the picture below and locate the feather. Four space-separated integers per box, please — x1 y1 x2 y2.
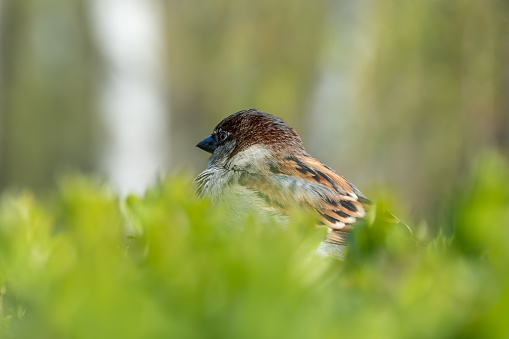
233 152 371 246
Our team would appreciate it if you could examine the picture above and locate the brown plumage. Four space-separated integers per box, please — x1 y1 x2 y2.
195 109 406 256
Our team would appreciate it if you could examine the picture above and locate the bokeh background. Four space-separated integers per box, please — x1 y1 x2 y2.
2 2 509 337
1 0 508 234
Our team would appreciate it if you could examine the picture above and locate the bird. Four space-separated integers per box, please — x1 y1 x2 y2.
194 109 408 259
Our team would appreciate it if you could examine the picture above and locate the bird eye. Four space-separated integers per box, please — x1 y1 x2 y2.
218 131 229 141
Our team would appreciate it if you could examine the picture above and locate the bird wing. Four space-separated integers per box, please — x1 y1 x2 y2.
238 153 373 246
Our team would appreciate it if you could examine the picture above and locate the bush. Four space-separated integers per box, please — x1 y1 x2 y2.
0 152 508 338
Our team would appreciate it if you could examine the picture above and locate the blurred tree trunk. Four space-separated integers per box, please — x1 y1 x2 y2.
160 0 332 170
0 0 101 191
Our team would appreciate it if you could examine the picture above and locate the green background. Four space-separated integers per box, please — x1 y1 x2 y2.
1 0 509 337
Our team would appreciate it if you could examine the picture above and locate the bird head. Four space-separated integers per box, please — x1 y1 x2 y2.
196 109 304 168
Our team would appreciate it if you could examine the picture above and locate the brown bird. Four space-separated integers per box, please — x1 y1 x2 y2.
195 109 407 259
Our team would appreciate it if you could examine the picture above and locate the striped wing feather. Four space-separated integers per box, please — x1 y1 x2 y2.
239 153 373 246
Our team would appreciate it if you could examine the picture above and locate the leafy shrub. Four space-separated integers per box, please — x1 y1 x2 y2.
0 152 508 338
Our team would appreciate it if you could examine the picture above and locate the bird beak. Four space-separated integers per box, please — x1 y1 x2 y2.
196 135 217 153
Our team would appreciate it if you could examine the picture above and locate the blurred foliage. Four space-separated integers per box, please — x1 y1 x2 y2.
0 152 508 338
1 10 509 336
0 2 506 337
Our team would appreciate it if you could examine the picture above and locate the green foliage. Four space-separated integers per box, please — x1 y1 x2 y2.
0 153 509 338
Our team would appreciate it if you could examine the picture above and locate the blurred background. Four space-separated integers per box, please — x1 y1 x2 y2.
0 0 507 233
